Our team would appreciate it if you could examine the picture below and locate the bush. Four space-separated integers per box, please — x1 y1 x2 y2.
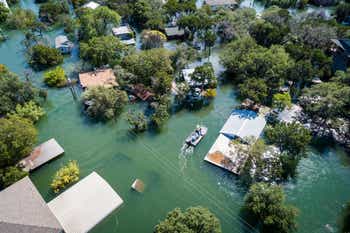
8 101 45 123
43 66 67 87
272 92 291 111
29 44 63 70
82 86 128 121
141 30 166 50
0 166 28 189
51 160 80 193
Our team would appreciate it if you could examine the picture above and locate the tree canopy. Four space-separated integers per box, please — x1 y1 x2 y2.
154 206 222 233
29 44 63 70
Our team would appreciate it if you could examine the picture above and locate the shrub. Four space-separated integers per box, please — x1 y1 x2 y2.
51 160 80 193
29 44 63 70
8 101 45 123
141 30 166 50
43 66 67 87
1 166 28 189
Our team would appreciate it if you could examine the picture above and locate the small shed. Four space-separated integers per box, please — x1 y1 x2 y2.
82 1 100 9
204 0 238 10
48 172 123 233
19 138 64 172
79 68 118 89
55 35 73 54
164 26 185 40
131 179 145 193
220 109 266 143
0 176 63 233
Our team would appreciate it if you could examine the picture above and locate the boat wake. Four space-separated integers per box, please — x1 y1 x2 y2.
178 144 193 174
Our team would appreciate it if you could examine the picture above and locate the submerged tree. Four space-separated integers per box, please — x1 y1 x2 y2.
141 30 166 50
126 110 147 132
28 44 63 70
43 66 67 87
243 182 298 233
51 160 80 193
8 101 45 123
154 206 222 233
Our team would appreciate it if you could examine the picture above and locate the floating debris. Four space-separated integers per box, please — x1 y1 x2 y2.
131 179 145 193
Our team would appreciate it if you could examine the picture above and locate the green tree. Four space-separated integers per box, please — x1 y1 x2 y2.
39 0 69 25
80 35 125 67
152 71 173 95
265 122 311 155
0 115 37 168
126 110 147 132
78 6 121 41
249 19 289 47
44 66 67 87
0 3 9 24
272 92 291 111
5 9 37 30
0 64 46 115
141 30 166 50
154 206 222 233
51 160 80 193
82 86 128 121
0 166 28 189
243 182 298 233
8 101 45 123
238 78 268 104
191 62 217 88
151 103 169 128
29 44 63 70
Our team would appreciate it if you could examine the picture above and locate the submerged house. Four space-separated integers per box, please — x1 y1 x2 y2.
18 138 64 172
55 35 73 54
331 38 350 71
204 110 267 174
48 172 123 233
204 0 238 10
0 176 63 233
112 26 136 45
82 1 100 9
164 26 185 40
79 68 118 89
128 84 154 101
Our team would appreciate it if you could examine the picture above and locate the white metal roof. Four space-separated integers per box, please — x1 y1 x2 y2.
82 1 100 9
220 110 266 141
48 172 123 233
0 0 9 8
277 104 302 124
112 26 132 36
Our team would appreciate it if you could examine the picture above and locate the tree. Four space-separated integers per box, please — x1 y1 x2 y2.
238 78 268 104
51 160 79 193
122 48 173 87
191 63 217 88
272 92 291 111
335 3 350 23
243 182 298 233
126 110 147 132
39 0 69 25
154 206 222 233
0 115 37 168
152 71 173 95
258 0 297 8
5 9 37 30
29 44 63 70
0 3 9 24
131 0 165 29
44 66 67 87
0 64 46 115
8 101 45 123
249 19 289 47
141 30 166 50
151 103 169 128
0 166 28 189
82 86 128 121
171 43 198 73
78 6 121 41
341 202 350 233
80 35 125 67
265 122 311 156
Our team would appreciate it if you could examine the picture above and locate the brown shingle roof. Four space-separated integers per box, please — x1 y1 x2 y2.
79 69 118 89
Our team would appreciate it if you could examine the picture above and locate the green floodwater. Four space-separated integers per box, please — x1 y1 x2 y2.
1 1 350 232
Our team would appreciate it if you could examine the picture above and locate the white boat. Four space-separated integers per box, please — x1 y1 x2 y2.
185 126 208 147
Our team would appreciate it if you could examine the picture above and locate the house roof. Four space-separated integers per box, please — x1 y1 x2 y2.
48 172 123 233
112 26 132 36
164 27 185 37
131 84 154 101
19 138 64 172
220 109 266 142
79 69 118 89
331 39 350 56
0 176 63 233
277 104 302 124
82 1 100 9
204 0 237 6
55 35 73 49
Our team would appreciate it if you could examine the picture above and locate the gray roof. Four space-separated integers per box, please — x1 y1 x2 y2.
0 0 9 8
0 176 63 233
220 110 266 142
112 26 132 36
55 35 73 49
205 0 237 6
164 27 185 37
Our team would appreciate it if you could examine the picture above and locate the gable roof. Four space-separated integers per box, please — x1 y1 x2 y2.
205 0 237 6
48 172 123 233
112 26 132 36
164 27 185 37
55 35 73 49
79 69 118 89
220 109 266 142
0 177 63 233
82 1 100 9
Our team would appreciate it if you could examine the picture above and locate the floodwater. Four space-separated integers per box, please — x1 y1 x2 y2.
0 1 349 232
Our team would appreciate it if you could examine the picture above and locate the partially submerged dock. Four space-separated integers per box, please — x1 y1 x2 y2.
19 138 64 172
